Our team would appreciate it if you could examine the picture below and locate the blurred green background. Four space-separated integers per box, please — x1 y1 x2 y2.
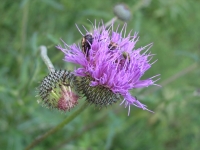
1 0 200 149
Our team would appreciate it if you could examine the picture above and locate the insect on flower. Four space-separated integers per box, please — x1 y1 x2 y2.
108 42 130 62
81 33 93 57
108 41 118 50
122 51 130 61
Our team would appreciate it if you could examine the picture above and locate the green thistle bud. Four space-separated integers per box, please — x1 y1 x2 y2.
77 76 120 108
113 3 131 21
37 70 79 111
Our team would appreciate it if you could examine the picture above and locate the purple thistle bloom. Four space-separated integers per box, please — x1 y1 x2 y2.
57 21 160 115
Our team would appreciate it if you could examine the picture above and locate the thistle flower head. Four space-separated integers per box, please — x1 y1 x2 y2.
57 22 160 115
38 70 79 111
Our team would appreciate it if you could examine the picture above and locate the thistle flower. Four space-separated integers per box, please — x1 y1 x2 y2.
57 22 160 115
38 70 79 111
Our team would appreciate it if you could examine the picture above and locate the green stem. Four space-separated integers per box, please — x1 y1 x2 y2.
50 116 105 150
40 45 55 72
24 102 88 150
101 17 118 29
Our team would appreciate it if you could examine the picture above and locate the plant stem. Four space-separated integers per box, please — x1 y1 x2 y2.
24 102 88 150
50 116 105 150
40 45 55 72
104 17 118 28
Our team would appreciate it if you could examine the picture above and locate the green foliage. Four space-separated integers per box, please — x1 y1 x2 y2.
1 0 200 149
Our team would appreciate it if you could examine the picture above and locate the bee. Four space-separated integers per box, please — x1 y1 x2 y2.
122 51 130 62
108 41 118 50
81 33 93 57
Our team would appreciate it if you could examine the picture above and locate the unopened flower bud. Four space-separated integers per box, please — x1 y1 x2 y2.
37 70 79 111
113 3 131 21
77 76 120 108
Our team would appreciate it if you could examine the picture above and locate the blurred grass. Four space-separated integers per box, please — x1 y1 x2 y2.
0 0 200 150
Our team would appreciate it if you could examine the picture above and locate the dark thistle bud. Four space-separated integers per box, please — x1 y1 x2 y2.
77 76 120 108
113 3 131 21
37 70 79 111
